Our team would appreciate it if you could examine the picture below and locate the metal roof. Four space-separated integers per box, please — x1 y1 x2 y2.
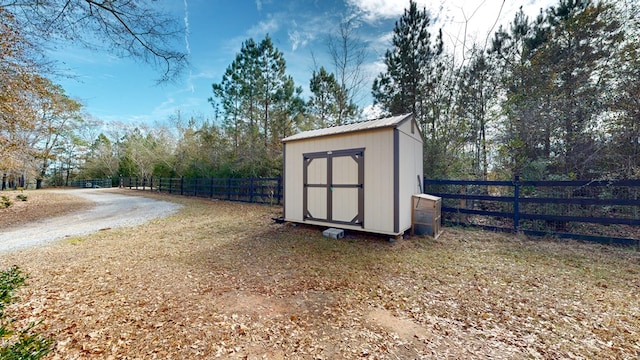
282 113 413 142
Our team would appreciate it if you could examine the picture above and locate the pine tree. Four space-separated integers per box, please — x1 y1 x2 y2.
372 0 443 127
209 35 303 177
308 67 341 127
457 49 498 180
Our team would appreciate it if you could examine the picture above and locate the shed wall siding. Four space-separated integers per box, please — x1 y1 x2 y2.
397 117 425 232
284 129 395 233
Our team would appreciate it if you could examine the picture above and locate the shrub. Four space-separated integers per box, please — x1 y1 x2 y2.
1 196 12 208
0 266 52 360
15 194 27 202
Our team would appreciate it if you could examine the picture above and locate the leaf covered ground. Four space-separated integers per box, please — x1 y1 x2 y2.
1 189 639 359
0 190 92 229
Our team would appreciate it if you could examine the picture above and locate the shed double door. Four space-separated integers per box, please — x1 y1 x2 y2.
303 148 364 227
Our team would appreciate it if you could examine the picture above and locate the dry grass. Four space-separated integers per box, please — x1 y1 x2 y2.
1 190 639 359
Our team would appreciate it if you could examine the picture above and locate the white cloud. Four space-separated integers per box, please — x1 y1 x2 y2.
363 60 386 78
183 0 191 55
346 0 433 23
256 0 272 11
361 103 384 120
246 15 280 38
363 30 393 57
431 0 557 59
287 19 317 52
288 30 304 51
221 15 282 55
346 0 559 63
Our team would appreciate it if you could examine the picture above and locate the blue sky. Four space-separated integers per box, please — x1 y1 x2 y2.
50 0 555 126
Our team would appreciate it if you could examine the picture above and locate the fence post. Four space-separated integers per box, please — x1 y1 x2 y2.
210 177 214 198
227 178 232 200
249 177 254 203
277 177 282 205
180 176 184 196
194 178 198 196
514 175 520 232
168 177 172 194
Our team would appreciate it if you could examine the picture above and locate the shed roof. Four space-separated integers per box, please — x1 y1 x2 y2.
282 113 414 143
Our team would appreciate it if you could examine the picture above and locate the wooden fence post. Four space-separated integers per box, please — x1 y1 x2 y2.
168 177 172 194
180 176 184 196
227 178 232 200
194 178 198 197
210 177 214 198
513 175 520 232
249 177 254 203
277 177 282 205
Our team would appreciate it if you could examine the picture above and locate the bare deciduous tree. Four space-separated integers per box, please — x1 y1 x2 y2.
327 17 367 123
1 0 187 81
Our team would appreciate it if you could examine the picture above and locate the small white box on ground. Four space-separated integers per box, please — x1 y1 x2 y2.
322 228 344 239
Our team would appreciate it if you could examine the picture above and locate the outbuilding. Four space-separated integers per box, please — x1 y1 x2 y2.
282 113 424 236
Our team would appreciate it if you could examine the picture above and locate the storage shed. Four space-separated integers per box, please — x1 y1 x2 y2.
282 113 423 236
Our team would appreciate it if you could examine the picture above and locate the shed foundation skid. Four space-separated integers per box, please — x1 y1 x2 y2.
322 228 345 239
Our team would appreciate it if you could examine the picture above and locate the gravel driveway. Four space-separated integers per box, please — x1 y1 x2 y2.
0 188 182 253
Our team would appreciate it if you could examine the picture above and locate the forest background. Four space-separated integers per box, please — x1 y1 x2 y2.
1 0 639 189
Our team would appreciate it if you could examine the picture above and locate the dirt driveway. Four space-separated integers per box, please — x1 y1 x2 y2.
0 188 182 253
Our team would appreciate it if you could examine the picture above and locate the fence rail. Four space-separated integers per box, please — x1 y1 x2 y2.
424 177 640 246
67 178 114 188
120 176 282 205
73 176 639 246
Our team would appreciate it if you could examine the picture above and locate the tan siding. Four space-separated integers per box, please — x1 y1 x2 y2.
397 116 424 144
284 142 303 221
284 128 395 233
397 130 424 232
364 130 394 232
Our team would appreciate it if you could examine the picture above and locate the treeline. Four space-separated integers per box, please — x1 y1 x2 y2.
3 0 640 188
372 0 640 181
1 1 186 189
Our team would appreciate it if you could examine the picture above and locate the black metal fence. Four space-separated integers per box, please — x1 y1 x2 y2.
120 176 282 205
67 178 114 188
423 177 640 246
79 176 639 246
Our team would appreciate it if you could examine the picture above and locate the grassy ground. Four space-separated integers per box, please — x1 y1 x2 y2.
1 189 639 359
